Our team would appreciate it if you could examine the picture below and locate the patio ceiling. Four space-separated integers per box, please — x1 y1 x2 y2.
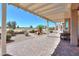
10 3 71 22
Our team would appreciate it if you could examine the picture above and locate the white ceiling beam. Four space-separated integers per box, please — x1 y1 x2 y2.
35 4 65 13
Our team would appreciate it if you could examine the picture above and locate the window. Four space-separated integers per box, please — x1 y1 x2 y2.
65 19 68 29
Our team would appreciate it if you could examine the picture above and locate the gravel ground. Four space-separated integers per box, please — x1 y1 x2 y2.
0 33 60 56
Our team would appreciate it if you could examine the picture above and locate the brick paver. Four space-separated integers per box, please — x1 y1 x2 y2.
52 39 79 56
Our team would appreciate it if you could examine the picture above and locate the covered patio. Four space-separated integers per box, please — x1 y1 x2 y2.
1 3 79 56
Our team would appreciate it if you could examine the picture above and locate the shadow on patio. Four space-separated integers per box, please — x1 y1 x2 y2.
51 39 79 56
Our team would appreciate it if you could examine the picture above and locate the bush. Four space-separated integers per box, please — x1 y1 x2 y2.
0 33 12 41
7 29 15 36
6 33 12 41
29 29 35 33
50 30 53 33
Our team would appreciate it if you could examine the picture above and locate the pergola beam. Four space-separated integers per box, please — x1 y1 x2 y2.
38 4 66 15
31 4 49 11
34 4 60 13
9 3 60 22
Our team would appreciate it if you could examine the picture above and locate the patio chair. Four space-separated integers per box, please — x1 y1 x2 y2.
60 31 70 41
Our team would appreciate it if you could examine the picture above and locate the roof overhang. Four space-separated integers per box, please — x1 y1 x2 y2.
9 3 71 22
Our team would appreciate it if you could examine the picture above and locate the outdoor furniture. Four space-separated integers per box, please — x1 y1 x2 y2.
60 32 70 41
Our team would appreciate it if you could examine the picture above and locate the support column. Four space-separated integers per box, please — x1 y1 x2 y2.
68 18 70 32
46 20 49 36
1 3 7 55
57 23 60 33
70 9 78 46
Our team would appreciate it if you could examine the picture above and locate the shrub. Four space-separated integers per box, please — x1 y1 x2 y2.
6 33 12 41
49 30 53 33
7 29 15 36
0 33 12 41
29 29 35 33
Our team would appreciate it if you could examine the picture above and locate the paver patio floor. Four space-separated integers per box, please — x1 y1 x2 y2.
52 39 79 56
0 33 60 56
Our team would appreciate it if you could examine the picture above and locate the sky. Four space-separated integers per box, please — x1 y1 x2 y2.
0 4 57 28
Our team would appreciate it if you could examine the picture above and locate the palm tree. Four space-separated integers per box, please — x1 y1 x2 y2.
37 25 44 35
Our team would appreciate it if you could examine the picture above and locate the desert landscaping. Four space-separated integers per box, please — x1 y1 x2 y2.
0 21 60 56
0 29 60 56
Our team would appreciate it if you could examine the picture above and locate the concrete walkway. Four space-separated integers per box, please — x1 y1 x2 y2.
0 33 60 56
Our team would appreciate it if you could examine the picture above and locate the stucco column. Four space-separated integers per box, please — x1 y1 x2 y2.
70 9 78 46
68 18 70 32
1 3 7 55
46 20 49 36
57 23 61 33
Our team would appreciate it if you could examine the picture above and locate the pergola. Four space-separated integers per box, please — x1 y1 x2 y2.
1 3 79 55
10 3 71 22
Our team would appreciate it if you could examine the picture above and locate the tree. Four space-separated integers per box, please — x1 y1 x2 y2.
30 25 33 28
17 25 19 28
7 21 16 29
37 25 44 35
7 21 11 28
11 21 16 29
